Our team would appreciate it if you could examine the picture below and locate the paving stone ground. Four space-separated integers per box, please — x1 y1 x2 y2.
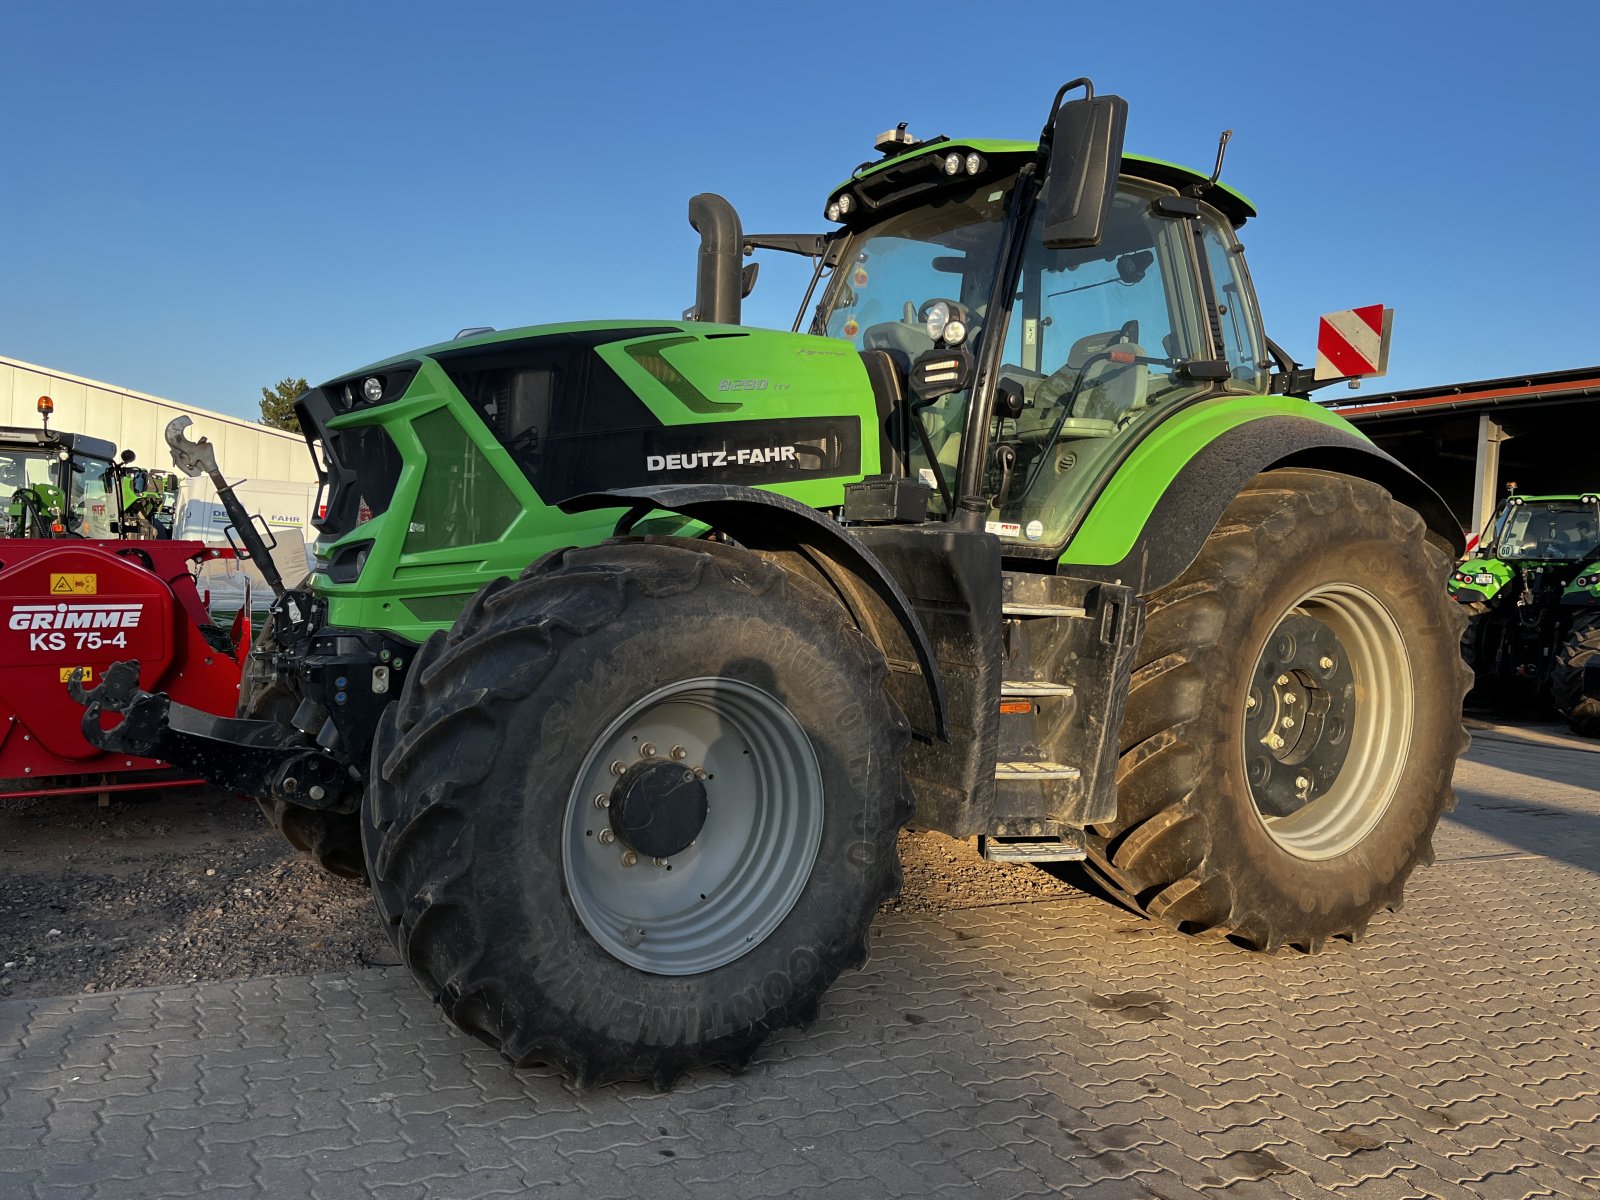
2 722 1598 1199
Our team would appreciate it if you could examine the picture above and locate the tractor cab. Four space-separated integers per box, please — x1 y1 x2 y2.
0 397 173 541
810 133 1265 550
0 425 122 539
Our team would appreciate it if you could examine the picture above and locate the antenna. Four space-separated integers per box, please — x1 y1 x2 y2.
1208 129 1234 185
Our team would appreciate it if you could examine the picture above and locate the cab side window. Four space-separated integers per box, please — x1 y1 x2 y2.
1199 216 1269 393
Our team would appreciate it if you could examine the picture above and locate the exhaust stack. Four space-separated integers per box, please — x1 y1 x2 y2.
688 193 744 325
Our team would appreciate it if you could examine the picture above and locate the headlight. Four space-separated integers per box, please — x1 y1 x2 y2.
943 152 963 176
826 201 841 222
943 319 967 346
924 300 950 341
362 377 384 403
837 193 854 215
965 152 984 175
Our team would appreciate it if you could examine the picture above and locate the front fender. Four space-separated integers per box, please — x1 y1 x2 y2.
1059 402 1464 594
561 484 947 739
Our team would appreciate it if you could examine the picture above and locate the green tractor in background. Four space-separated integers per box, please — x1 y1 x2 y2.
75 80 1469 1087
1449 488 1600 735
1 396 170 540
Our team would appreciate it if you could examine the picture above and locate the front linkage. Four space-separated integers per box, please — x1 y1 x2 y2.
70 589 410 813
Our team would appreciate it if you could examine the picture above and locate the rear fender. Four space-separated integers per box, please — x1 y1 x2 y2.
1061 412 1465 594
560 485 947 739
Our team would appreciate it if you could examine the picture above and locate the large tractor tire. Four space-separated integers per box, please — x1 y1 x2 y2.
362 539 912 1087
239 618 367 881
1552 612 1600 737
1082 468 1470 952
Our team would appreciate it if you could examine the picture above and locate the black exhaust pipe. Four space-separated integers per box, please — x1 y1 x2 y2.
688 193 744 325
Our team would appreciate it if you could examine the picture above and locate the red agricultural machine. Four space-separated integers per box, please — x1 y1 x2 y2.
0 399 248 801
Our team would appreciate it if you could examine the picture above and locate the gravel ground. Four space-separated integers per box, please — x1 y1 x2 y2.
0 788 393 1000
0 788 1085 1000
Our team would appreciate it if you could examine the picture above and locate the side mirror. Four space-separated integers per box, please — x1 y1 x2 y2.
1041 90 1127 250
120 449 136 463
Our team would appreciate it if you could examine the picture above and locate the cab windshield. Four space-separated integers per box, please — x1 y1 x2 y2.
1490 501 1600 561
814 174 1014 506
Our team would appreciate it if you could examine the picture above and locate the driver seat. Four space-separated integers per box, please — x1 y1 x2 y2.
1034 327 1148 438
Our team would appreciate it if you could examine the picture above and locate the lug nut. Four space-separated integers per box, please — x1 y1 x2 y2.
1283 717 1296 728
1276 674 1290 686
621 851 638 867
1246 694 1257 710
670 745 687 760
640 742 656 758
598 829 615 845
653 857 668 867
1295 775 1311 789
1284 693 1297 705
1319 656 1335 670
594 793 609 809
610 760 626 777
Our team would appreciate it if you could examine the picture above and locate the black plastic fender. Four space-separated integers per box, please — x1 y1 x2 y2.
1070 416 1465 595
561 484 949 739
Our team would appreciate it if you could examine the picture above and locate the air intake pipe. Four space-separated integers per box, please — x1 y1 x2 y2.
688 193 744 325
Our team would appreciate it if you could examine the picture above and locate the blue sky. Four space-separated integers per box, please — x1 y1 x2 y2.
3 2 1597 422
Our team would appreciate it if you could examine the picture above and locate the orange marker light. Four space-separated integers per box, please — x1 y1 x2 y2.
37 396 54 414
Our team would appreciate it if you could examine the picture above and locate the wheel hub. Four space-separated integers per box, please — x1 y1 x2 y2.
1246 614 1356 818
609 759 708 859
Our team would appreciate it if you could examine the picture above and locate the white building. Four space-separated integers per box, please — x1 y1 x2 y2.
0 354 318 486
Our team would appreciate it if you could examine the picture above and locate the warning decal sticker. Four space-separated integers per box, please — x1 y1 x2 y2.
49 574 97 595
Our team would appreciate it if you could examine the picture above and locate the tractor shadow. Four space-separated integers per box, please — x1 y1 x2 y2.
1441 720 1600 876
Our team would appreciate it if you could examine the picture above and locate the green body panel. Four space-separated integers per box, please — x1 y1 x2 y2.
1446 557 1515 604
1562 564 1600 606
313 323 879 643
1054 396 1355 568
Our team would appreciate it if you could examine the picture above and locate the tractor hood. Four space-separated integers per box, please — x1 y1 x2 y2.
294 322 884 643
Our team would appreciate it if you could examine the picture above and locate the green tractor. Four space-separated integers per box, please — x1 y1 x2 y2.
1 396 166 540
75 80 1469 1086
1449 489 1600 734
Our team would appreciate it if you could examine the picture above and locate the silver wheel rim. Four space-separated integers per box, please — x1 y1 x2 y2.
1243 583 1414 860
562 677 823 975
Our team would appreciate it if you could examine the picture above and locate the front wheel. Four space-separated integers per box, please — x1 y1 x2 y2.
1552 612 1600 737
362 539 912 1087
1084 468 1470 951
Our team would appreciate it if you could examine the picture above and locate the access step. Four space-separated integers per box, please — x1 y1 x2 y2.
1000 680 1075 698
1001 602 1088 619
980 829 1087 863
995 760 1081 781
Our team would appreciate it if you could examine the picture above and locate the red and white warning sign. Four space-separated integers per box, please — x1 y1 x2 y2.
1314 304 1393 380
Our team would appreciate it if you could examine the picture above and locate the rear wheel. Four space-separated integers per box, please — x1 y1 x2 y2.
239 618 367 881
1552 612 1600 737
363 539 912 1086
1083 469 1470 951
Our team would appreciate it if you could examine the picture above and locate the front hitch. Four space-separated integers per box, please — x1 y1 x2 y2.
69 661 353 808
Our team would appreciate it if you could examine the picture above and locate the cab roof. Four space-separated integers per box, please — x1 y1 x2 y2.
831 137 1256 227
